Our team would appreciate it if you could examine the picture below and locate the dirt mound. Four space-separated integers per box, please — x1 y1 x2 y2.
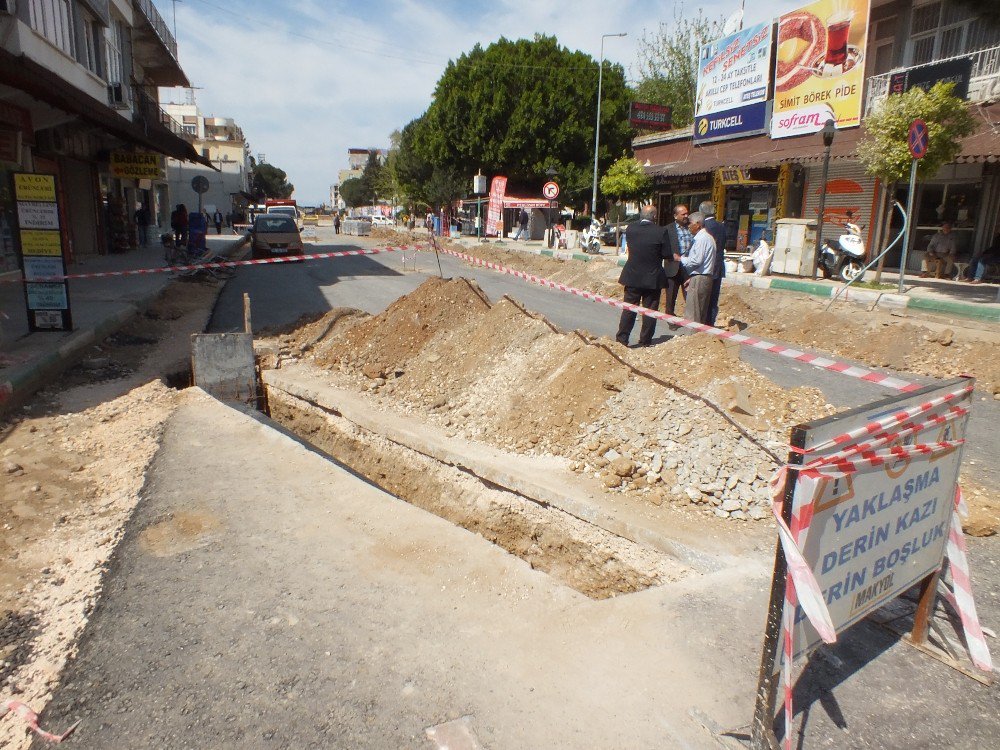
277 277 845 520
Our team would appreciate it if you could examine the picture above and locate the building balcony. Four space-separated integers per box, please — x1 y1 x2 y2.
131 0 189 87
865 44 1000 114
134 87 195 143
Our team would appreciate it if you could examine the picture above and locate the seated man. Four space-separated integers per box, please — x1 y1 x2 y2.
968 232 1000 284
920 222 957 278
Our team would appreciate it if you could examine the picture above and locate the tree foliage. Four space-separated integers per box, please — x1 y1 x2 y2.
251 162 294 199
339 177 366 208
857 83 977 183
358 152 384 204
397 35 631 205
600 156 652 204
633 8 725 129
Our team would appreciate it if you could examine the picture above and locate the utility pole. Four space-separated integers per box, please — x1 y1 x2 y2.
591 33 627 220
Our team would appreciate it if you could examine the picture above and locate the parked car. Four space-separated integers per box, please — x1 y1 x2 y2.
370 215 393 227
599 215 639 246
250 214 304 260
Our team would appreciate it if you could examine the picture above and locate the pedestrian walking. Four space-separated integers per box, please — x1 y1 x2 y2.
663 204 692 316
673 212 717 325
334 214 341 234
700 201 728 327
213 209 224 235
512 208 530 241
134 204 151 247
615 205 671 348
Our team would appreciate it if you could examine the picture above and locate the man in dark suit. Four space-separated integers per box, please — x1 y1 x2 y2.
700 201 728 327
616 205 671 347
662 204 691 316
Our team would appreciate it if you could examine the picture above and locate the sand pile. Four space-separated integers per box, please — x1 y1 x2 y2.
274 277 841 520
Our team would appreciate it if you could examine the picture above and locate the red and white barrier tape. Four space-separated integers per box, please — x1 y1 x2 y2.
789 384 973 456
437 245 920 393
3 243 424 282
1 699 79 743
944 488 994 672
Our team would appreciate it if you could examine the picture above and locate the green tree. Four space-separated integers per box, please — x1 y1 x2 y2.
358 152 383 206
857 83 976 183
857 83 976 281
251 162 294 199
409 35 631 204
600 156 652 204
395 117 434 208
339 177 366 208
633 8 724 129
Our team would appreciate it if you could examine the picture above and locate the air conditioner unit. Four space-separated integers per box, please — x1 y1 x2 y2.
107 83 129 109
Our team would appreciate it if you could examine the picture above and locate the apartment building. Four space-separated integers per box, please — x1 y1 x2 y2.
633 0 1000 274
163 96 252 221
0 0 209 275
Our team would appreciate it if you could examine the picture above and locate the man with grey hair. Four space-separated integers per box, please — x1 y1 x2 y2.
672 211 717 325
615 204 672 347
699 200 727 326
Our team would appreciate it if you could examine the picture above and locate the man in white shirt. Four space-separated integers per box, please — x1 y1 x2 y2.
672 212 717 325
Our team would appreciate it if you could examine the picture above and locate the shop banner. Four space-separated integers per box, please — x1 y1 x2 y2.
110 151 164 180
12 173 72 331
771 0 870 139
889 57 973 101
694 22 773 143
486 175 507 237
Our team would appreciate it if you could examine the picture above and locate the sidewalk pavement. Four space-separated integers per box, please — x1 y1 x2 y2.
0 232 245 416
447 234 1000 324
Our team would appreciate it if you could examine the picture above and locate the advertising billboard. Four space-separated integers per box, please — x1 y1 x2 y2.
694 22 773 143
771 0 870 139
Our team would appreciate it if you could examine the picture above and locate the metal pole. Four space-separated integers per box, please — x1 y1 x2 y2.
591 33 626 220
899 158 918 294
811 143 832 279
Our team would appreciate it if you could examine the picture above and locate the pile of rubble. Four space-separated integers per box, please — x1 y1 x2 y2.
270 277 838 521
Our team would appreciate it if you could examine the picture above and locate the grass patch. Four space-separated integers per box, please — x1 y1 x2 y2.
847 280 896 291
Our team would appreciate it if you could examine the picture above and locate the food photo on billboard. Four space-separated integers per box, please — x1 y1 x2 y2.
771 0 871 139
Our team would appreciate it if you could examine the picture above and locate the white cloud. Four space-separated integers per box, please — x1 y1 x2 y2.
160 0 804 204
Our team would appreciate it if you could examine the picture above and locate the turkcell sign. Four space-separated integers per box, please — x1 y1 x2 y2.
694 21 773 143
694 102 769 144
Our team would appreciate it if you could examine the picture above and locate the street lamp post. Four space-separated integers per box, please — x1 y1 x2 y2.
591 32 627 220
811 119 837 279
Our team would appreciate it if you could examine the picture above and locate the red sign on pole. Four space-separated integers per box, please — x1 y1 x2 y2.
908 118 929 159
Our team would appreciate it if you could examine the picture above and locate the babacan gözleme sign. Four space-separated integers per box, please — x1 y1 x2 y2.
694 22 773 143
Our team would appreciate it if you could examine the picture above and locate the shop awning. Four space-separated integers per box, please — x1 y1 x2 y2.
639 102 1000 175
0 48 214 169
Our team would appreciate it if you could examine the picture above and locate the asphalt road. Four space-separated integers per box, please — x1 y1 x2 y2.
208 230 998 491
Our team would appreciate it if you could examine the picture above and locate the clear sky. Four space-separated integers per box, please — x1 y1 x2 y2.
157 0 805 205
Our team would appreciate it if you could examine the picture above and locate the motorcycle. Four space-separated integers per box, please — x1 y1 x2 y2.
820 221 866 282
580 219 603 254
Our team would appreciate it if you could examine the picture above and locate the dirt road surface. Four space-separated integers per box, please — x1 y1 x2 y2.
1 228 997 748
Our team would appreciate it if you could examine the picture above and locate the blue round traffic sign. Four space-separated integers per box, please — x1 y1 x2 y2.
908 119 929 159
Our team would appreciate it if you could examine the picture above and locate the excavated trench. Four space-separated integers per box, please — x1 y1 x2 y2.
265 386 691 600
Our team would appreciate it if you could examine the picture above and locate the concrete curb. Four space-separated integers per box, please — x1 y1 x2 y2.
450 236 999 323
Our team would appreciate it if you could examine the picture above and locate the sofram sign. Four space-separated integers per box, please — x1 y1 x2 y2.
784 378 972 660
